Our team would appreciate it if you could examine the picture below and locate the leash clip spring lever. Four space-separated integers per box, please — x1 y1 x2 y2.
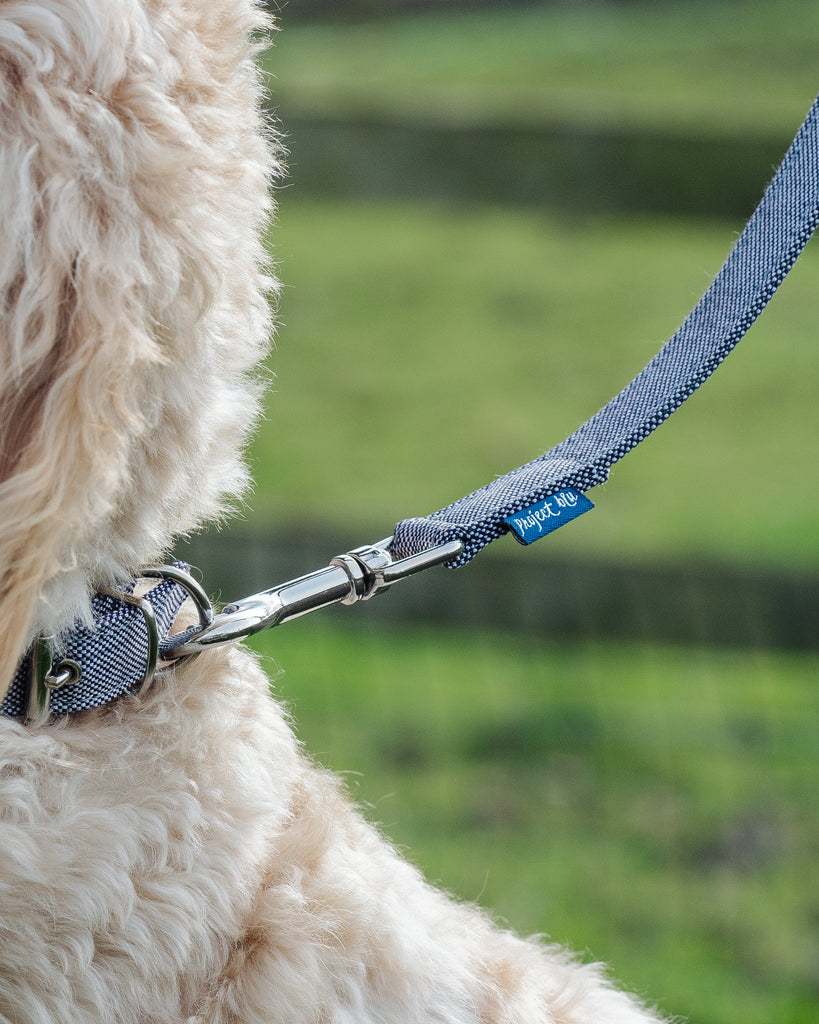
166 537 463 657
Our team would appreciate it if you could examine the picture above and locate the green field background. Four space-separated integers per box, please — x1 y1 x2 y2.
211 4 818 1022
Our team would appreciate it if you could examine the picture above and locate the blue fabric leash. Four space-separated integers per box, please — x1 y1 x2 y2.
8 97 818 719
161 93 819 665
391 94 819 568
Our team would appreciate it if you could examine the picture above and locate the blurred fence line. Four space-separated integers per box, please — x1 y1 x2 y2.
278 114 789 217
178 528 819 650
267 1 579 23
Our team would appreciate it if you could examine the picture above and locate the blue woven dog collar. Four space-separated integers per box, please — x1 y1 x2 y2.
5 570 192 720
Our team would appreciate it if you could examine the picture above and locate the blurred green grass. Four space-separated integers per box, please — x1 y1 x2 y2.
254 199 819 568
240 6 819 1023
266 0 818 137
251 620 819 1024
256 0 819 569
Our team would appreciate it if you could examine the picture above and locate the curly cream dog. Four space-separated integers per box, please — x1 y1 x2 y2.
0 2 668 1021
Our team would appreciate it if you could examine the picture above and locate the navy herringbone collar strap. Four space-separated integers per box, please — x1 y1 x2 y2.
4 571 190 720
391 94 819 568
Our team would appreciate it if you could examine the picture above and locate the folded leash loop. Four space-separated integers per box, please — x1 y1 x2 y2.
391 93 819 567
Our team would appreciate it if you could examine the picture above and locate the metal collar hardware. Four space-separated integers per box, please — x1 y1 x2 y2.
6 539 461 722
164 536 463 659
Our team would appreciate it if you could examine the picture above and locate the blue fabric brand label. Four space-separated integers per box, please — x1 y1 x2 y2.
504 488 594 545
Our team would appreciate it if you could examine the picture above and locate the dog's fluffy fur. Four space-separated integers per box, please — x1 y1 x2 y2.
0 2 668 1021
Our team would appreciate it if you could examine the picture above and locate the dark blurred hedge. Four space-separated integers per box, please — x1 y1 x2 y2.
266 0 601 24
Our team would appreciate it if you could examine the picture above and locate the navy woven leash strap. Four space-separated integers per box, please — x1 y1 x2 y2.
391 94 819 568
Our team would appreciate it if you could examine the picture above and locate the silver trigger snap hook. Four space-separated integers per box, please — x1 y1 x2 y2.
161 537 464 658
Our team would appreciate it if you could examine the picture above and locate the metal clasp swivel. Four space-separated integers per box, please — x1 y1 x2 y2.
163 536 463 658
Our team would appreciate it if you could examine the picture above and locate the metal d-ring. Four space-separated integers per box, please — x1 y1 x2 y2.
102 565 213 692
140 565 213 633
139 565 214 670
